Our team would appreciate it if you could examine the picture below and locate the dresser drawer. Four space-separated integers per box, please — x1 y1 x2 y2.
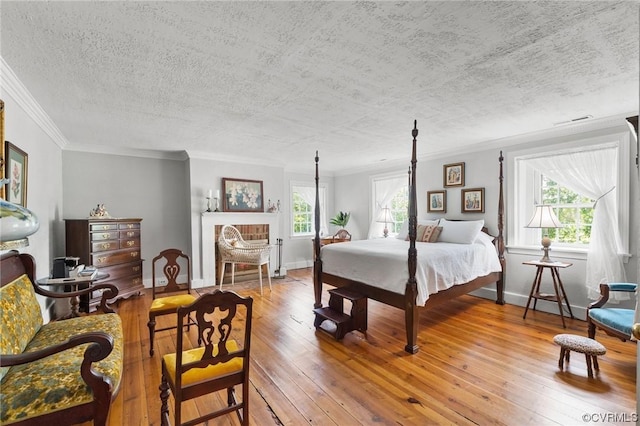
120 229 140 239
92 248 141 267
120 238 141 249
119 222 141 230
90 223 118 232
91 231 119 241
92 240 119 252
99 261 142 280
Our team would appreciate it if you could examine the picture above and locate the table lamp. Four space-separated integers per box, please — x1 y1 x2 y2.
525 204 562 263
376 206 393 238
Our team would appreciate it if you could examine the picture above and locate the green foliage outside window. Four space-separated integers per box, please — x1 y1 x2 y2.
389 186 409 233
292 192 312 234
541 177 593 245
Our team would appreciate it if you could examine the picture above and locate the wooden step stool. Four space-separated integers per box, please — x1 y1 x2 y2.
313 287 367 340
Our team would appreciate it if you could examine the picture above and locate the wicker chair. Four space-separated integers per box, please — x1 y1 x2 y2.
218 225 272 295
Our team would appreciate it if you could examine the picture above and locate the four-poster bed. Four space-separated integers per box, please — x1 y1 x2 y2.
312 121 506 354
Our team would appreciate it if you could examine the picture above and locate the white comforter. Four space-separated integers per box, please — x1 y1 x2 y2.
320 236 502 306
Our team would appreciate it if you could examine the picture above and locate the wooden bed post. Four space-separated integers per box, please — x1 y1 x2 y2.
496 151 506 305
313 151 323 308
404 120 420 354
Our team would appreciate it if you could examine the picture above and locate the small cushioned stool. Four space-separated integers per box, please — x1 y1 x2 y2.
553 333 606 378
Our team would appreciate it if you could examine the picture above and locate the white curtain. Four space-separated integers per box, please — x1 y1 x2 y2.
526 145 628 301
297 186 328 237
368 176 406 239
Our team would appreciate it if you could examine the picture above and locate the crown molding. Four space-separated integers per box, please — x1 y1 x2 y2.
0 56 69 149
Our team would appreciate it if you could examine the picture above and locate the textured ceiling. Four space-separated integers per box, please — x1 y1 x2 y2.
1 1 638 172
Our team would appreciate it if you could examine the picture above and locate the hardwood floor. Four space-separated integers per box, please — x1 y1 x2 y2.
90 268 635 425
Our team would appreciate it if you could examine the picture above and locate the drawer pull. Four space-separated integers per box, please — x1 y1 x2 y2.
126 240 135 247
133 266 141 272
130 251 139 258
101 233 110 240
133 278 141 285
127 231 135 237
102 225 110 230
101 243 111 250
127 224 134 229
96 257 107 264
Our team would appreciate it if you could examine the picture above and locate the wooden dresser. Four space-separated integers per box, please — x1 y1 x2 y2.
65 218 144 311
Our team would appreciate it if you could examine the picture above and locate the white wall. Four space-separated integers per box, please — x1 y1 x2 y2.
1 92 63 280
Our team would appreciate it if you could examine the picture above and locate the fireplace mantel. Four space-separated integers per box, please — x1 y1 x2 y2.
201 212 280 287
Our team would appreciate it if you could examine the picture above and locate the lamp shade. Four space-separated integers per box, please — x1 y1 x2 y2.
376 206 393 223
525 205 562 228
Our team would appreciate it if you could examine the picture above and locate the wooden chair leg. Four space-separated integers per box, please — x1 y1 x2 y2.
159 375 170 426
558 348 565 369
148 316 156 356
592 355 599 371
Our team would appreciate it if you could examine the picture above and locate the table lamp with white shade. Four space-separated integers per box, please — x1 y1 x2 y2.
526 204 563 263
376 206 393 238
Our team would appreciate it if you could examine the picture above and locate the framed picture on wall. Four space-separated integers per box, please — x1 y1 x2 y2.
443 162 465 187
461 187 484 213
0 99 4 200
222 177 264 212
427 190 446 213
5 141 28 207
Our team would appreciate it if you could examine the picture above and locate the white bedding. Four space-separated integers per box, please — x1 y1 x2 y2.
320 236 502 306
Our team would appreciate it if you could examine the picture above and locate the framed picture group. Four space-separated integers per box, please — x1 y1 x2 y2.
428 162 485 214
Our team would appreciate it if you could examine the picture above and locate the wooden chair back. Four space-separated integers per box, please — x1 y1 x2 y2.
161 290 253 425
151 248 191 299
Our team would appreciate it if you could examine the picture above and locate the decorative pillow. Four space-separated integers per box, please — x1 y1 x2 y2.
438 219 484 244
420 225 443 243
398 219 439 240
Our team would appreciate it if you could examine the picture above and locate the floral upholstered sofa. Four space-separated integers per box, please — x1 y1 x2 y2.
0 250 123 426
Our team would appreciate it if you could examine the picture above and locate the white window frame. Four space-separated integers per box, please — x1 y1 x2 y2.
370 172 408 238
290 182 327 239
508 131 631 261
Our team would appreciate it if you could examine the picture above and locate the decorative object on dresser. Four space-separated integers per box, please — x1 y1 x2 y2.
443 162 464 187
427 190 446 213
222 178 264 212
461 187 485 213
65 218 144 311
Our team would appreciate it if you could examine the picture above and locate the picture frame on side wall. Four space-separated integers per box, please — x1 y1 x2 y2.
461 187 484 213
0 99 4 200
443 162 465 187
427 190 446 213
222 177 264 212
5 141 28 207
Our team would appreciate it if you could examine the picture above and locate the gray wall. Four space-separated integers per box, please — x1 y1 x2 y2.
61 151 191 286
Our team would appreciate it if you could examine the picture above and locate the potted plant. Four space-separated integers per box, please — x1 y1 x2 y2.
330 211 351 229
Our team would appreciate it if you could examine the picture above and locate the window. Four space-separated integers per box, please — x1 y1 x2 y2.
511 134 630 259
389 186 409 233
539 176 594 246
291 183 327 237
292 192 313 234
369 174 408 238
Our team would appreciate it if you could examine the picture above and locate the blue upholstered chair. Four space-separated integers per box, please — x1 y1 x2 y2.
587 283 637 341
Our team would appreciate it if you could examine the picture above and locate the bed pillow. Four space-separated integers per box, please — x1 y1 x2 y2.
419 225 443 243
397 219 440 240
438 219 484 244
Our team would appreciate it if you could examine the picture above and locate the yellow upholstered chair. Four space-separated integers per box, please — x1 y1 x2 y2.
218 225 272 295
160 290 253 426
147 249 197 356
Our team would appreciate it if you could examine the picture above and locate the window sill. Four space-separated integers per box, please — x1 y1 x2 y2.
507 245 632 263
507 245 588 261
